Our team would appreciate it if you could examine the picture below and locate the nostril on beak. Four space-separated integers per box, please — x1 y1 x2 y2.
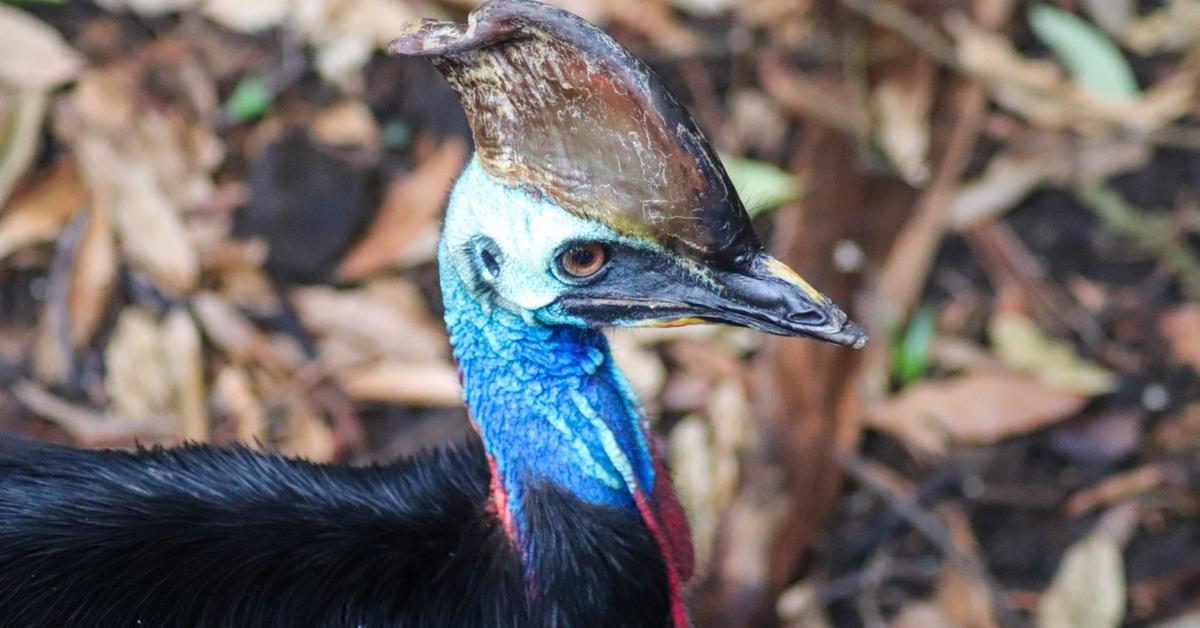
787 307 830 328
786 301 848 330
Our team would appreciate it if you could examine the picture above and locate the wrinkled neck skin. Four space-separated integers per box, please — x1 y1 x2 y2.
441 260 654 535
439 162 691 626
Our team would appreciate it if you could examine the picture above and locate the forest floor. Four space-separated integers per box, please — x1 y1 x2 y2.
0 1 1197 626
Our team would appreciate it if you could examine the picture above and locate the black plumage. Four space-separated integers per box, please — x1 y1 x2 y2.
0 439 667 627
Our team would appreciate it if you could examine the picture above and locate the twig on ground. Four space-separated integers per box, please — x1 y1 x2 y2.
839 451 1029 628
966 221 1108 350
834 0 958 68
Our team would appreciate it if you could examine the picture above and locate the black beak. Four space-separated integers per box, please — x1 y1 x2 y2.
555 248 867 349
700 253 868 348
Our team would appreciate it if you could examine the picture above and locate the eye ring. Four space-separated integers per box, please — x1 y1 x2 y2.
556 242 610 282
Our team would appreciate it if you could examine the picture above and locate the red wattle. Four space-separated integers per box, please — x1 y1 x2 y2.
632 487 689 628
486 453 517 541
651 454 694 581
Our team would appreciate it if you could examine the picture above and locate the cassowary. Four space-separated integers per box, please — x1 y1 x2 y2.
0 1 866 626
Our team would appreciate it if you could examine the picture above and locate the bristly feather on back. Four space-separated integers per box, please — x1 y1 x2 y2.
0 438 669 627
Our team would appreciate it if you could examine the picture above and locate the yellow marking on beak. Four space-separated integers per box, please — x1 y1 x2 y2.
764 256 827 302
641 317 705 328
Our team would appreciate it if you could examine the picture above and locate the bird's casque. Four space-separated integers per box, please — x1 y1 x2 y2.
391 0 867 347
390 0 753 264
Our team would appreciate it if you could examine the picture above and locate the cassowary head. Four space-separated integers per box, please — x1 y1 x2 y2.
390 0 866 348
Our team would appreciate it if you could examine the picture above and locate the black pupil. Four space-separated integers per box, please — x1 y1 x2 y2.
572 248 595 268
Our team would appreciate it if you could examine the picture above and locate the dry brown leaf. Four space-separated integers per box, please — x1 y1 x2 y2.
1082 0 1134 35
296 0 421 85
192 292 260 363
665 377 750 572
69 201 116 347
728 89 788 156
667 0 735 17
1160 304 1200 373
13 380 174 445
212 365 267 444
775 580 833 628
96 0 197 16
279 397 336 462
0 91 48 208
947 135 1148 230
60 63 221 293
990 309 1116 395
201 0 289 32
336 360 462 407
105 308 175 421
760 56 870 138
608 333 666 404
947 14 1195 133
337 139 467 279
666 378 751 571
210 259 276 313
930 336 1005 373
669 416 716 567
0 5 83 91
108 0 418 83
947 145 1063 230
1121 0 1200 54
892 603 959 628
660 372 710 413
0 159 88 261
716 488 788 597
312 99 381 148
193 291 299 372
873 57 934 185
1038 527 1126 628
60 66 137 136
163 308 208 442
605 0 700 56
109 161 200 292
293 280 447 362
868 371 1088 455
1153 613 1200 628
707 379 749 506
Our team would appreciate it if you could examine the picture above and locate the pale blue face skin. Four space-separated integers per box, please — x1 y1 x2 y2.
437 156 661 547
441 157 663 327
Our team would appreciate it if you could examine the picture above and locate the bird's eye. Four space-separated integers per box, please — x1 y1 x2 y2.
557 243 609 280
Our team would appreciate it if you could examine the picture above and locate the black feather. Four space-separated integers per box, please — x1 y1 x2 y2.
0 438 669 627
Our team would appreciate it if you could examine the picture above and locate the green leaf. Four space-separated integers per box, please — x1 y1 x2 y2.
891 305 936 386
1028 4 1140 100
224 78 273 122
717 152 800 217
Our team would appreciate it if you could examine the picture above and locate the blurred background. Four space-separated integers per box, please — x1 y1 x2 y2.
0 0 1198 626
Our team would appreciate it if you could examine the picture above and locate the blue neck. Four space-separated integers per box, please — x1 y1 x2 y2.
439 244 656 546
